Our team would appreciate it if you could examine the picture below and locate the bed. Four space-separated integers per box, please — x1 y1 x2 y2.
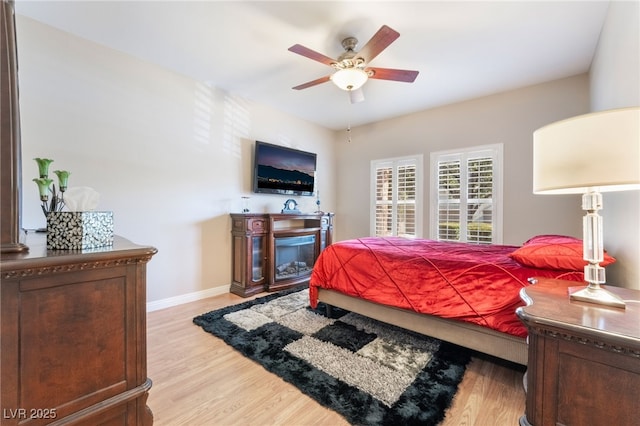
309 235 608 365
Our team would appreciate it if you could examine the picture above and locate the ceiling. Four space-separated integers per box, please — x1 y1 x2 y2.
14 1 611 131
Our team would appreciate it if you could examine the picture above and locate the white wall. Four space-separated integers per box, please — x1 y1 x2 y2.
336 75 589 246
589 0 640 290
16 16 337 305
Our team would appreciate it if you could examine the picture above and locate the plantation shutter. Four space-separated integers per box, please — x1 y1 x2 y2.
431 145 502 244
375 163 394 236
396 162 417 237
466 156 493 243
437 159 461 241
371 156 422 238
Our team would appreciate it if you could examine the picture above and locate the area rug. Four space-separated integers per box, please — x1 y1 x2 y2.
193 288 472 425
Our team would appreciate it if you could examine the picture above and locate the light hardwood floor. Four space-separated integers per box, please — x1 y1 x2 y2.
147 291 526 425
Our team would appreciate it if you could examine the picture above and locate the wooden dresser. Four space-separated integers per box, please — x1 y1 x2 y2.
1 232 156 425
516 279 640 426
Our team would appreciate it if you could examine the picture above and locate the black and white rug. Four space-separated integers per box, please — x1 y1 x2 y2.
193 288 471 425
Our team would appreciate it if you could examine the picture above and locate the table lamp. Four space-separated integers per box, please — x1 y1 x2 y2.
533 107 640 309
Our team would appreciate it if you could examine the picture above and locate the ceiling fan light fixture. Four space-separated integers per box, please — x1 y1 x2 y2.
330 68 368 91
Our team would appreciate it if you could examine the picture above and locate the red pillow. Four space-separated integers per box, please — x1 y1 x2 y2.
509 234 616 271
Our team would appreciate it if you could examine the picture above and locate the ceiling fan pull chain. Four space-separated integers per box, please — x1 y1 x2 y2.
347 97 353 143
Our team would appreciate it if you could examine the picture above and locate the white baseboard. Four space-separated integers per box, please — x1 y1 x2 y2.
146 286 229 312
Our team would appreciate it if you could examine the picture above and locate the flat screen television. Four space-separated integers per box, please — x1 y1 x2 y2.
253 141 316 196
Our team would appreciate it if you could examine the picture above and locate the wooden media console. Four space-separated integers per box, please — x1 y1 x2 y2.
229 213 333 297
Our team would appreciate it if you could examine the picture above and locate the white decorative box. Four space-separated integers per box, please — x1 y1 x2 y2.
47 211 114 250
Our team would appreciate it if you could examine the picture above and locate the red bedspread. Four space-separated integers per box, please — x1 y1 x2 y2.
309 237 584 337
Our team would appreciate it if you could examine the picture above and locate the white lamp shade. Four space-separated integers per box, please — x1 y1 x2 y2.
533 107 640 194
330 68 368 91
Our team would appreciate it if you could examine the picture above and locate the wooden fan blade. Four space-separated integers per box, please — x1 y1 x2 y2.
366 67 419 83
292 75 331 90
288 44 336 67
355 25 400 64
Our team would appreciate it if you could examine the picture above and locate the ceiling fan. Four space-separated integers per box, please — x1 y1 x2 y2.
288 25 419 103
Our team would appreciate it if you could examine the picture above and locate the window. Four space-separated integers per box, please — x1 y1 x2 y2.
371 155 423 238
430 144 503 244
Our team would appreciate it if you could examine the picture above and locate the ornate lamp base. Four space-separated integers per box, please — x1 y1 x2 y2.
569 285 626 309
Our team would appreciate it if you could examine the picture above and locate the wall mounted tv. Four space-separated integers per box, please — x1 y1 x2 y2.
253 141 316 196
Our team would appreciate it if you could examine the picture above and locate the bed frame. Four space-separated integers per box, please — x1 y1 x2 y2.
317 287 528 366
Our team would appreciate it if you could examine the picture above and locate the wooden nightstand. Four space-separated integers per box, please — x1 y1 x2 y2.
516 278 640 426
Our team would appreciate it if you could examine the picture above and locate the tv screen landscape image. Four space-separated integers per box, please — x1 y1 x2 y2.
253 141 316 196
